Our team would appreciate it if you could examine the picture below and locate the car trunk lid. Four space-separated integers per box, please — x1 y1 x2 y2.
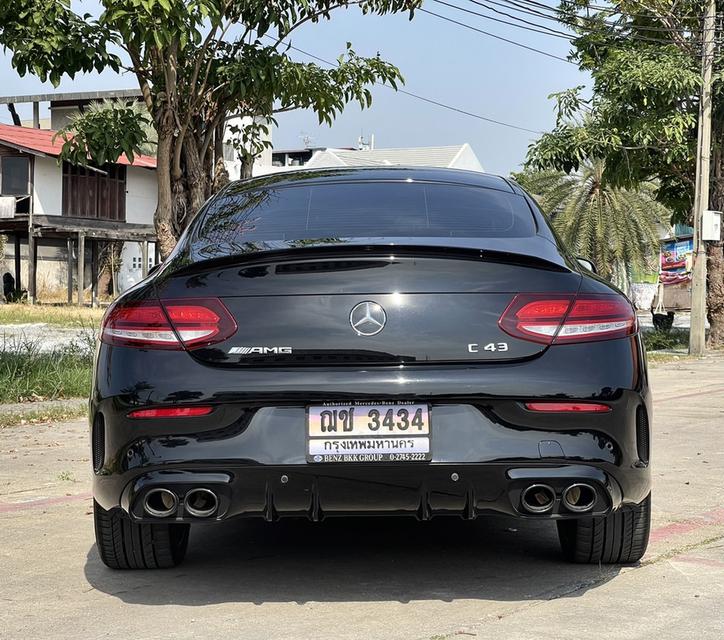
154 247 582 365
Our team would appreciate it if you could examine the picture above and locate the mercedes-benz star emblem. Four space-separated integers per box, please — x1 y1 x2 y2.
349 301 387 336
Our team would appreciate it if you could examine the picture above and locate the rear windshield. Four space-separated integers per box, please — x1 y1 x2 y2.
191 181 537 256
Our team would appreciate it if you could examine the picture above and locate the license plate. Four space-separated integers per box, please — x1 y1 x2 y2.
307 403 431 463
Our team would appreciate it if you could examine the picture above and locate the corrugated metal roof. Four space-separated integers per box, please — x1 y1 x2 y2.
0 123 156 168
307 145 470 169
0 88 142 105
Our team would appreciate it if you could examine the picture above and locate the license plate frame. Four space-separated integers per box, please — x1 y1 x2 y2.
306 402 432 463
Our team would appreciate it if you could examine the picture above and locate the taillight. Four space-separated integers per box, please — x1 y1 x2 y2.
524 402 611 413
499 294 636 345
128 406 214 419
101 298 237 349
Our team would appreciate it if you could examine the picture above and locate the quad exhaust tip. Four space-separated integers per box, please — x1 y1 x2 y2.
184 488 219 518
520 484 555 514
143 488 178 518
562 483 597 513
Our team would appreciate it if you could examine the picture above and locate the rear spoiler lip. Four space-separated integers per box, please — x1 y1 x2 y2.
162 237 573 278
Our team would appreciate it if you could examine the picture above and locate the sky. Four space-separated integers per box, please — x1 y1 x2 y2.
0 2 588 175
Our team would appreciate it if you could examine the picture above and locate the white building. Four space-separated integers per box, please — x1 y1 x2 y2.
0 122 157 302
303 144 484 172
222 116 273 180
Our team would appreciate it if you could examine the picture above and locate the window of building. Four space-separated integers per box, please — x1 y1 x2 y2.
0 156 30 196
62 162 126 221
223 143 236 162
130 255 155 270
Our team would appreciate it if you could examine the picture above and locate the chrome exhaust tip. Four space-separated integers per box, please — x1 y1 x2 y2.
143 488 178 518
562 483 597 513
521 484 556 514
184 488 219 518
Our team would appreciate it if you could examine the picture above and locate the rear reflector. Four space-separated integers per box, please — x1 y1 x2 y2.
499 294 636 345
101 298 237 349
524 402 611 413
128 406 214 419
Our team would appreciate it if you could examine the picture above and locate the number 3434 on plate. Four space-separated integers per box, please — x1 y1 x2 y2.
306 403 431 462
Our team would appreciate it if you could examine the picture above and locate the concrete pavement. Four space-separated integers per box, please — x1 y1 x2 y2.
1 355 723 639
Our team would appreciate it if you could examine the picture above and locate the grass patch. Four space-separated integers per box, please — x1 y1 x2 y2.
0 404 87 429
0 341 93 403
646 352 691 364
0 304 104 328
643 328 689 352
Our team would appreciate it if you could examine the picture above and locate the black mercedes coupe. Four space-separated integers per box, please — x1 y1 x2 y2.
91 167 651 569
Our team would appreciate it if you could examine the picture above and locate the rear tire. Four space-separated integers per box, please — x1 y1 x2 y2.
557 493 651 564
93 500 190 569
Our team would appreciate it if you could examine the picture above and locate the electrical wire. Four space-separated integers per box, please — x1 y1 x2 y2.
511 0 703 21
418 8 575 61
477 0 706 33
274 39 545 134
432 0 576 40
433 0 698 45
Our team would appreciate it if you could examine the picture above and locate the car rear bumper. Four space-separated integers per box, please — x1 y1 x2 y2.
105 462 630 524
91 336 651 521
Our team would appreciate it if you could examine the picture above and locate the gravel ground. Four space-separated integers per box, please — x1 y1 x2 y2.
0 324 96 353
0 397 87 417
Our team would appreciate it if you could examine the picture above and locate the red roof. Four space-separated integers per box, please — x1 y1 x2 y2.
0 123 156 168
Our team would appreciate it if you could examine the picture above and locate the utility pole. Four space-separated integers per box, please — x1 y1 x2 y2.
690 0 717 356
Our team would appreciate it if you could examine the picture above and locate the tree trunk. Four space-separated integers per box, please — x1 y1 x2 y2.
203 140 214 199
214 120 225 167
155 114 178 260
213 158 230 192
708 241 724 345
183 136 207 215
240 156 254 179
706 151 724 347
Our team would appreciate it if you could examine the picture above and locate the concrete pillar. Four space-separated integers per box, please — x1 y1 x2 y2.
27 233 37 304
77 232 85 306
13 234 21 293
66 238 74 305
90 239 99 308
141 241 149 278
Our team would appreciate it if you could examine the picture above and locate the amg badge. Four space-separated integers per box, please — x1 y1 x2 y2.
229 346 293 355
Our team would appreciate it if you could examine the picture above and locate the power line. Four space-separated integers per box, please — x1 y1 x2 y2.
467 0 583 34
512 0 702 21
492 0 712 33
418 8 575 62
433 0 574 40
580 1 702 19
274 39 544 134
478 0 705 33
435 0 697 45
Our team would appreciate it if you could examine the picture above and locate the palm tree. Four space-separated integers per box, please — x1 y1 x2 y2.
66 99 157 156
513 160 668 290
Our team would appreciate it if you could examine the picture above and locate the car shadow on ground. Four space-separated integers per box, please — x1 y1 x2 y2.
84 515 621 606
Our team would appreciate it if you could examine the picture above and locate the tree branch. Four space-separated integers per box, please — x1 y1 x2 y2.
200 111 226 162
126 45 155 113
272 2 360 47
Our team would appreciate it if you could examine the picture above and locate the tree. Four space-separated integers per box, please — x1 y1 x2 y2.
0 1 421 258
60 99 157 164
514 161 665 290
525 1 724 346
